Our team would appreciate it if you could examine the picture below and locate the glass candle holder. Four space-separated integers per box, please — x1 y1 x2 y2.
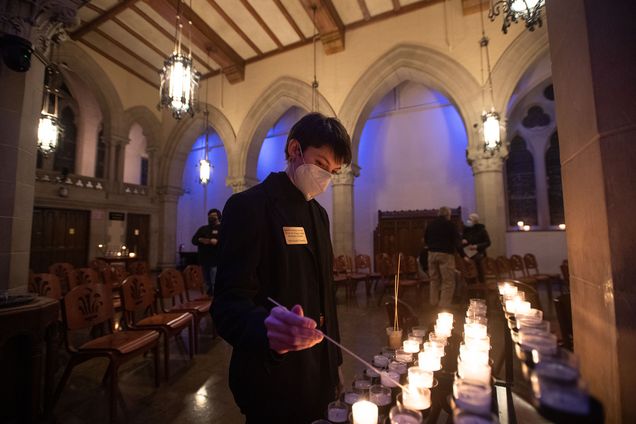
389 361 408 376
395 348 413 363
389 404 423 424
327 400 349 423
403 339 420 354
381 346 396 360
465 316 488 326
466 305 487 319
434 323 452 338
408 334 424 345
408 366 434 389
381 370 402 388
343 389 361 406
352 400 378 424
464 334 490 351
469 298 486 308
418 351 441 372
437 312 454 328
459 343 489 365
531 374 590 415
453 379 492 415
411 326 427 337
374 354 390 368
520 332 558 356
386 327 404 349
533 348 580 383
369 384 392 413
515 307 543 323
464 323 487 339
423 341 445 357
428 332 448 346
518 318 550 333
457 359 491 385
365 366 380 379
401 384 431 411
353 378 372 396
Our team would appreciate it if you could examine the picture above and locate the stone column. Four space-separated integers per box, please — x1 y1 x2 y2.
227 176 258 193
331 164 359 258
156 186 183 269
0 1 85 290
108 134 129 192
547 2 636 422
467 152 507 257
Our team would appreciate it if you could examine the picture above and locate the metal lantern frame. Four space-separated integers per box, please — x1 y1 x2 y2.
489 0 546 34
38 64 63 156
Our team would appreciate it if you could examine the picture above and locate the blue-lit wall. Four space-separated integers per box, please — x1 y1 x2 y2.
176 131 233 252
257 107 333 231
355 81 475 256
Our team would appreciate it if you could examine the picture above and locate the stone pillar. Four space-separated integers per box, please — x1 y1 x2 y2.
546 2 636 422
156 186 183 269
0 0 85 290
467 152 507 257
108 134 129 191
331 164 359 258
227 176 258 193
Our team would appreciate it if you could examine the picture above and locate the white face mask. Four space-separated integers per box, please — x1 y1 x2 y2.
291 148 332 201
465 219 474 227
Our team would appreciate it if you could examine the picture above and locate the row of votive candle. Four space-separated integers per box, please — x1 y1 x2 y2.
454 299 493 416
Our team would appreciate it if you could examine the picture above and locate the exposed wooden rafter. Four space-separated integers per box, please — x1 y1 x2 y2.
274 0 306 41
94 28 159 73
357 0 371 21
71 0 140 40
347 0 444 31
299 0 345 54
461 0 490 15
239 0 283 49
206 0 262 55
143 0 245 83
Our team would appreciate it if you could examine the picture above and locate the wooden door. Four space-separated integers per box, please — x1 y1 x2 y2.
30 208 90 272
126 213 150 261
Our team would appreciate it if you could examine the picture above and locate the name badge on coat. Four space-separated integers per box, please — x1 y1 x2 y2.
283 226 308 245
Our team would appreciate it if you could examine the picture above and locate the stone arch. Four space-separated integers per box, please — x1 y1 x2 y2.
338 43 482 163
123 106 162 148
159 104 236 190
57 41 126 138
491 26 550 117
236 77 337 182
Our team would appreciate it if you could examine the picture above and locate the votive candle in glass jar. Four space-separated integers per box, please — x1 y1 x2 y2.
352 400 378 424
395 348 414 363
408 366 434 388
401 384 431 411
418 350 441 372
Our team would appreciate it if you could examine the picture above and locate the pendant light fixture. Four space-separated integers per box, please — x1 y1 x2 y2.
489 0 546 34
199 50 212 185
159 0 200 119
478 1 505 153
37 42 63 156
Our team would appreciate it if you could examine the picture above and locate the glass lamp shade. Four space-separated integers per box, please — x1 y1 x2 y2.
38 114 60 155
199 158 211 185
510 0 543 13
481 110 504 152
160 53 200 119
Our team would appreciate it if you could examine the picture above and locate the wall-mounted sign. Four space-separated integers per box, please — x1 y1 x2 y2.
109 212 125 221
68 228 75 235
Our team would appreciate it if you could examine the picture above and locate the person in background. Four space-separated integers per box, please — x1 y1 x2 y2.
425 206 462 308
191 208 222 296
462 212 491 283
212 113 350 423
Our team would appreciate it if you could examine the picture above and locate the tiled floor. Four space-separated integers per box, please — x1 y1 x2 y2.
51 281 561 423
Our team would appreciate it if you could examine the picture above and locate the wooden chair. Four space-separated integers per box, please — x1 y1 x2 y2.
509 255 538 286
524 253 561 304
128 261 150 276
49 262 78 294
332 256 355 304
76 267 101 286
78 267 122 311
495 256 513 279
510 280 543 312
182 265 211 302
482 257 500 281
29 273 63 300
121 275 194 379
89 259 111 284
355 254 382 297
52 283 160 423
340 254 368 296
158 268 213 353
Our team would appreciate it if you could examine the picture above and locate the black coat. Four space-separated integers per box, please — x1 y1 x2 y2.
462 223 491 255
212 172 342 423
191 222 221 266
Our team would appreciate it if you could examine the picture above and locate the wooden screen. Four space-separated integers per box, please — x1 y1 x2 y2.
30 207 90 272
373 208 462 264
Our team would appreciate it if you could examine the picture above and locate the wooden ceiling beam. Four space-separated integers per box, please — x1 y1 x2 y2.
357 0 371 21
239 0 283 49
94 28 160 73
299 0 345 54
274 0 306 41
71 0 141 40
462 0 490 15
206 0 262 55
143 0 245 83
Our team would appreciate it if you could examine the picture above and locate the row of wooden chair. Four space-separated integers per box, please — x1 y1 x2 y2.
29 266 212 423
47 260 150 296
333 254 381 303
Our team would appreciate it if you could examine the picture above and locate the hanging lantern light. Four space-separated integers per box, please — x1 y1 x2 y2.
199 157 211 185
481 109 502 151
37 64 63 155
159 3 199 119
489 0 546 34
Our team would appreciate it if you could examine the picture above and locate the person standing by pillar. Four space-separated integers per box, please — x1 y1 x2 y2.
462 213 491 283
425 207 461 308
191 208 222 296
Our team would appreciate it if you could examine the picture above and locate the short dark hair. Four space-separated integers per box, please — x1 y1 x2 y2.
208 208 222 220
285 113 352 165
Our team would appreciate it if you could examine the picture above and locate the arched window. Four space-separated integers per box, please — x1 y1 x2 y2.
53 106 77 173
95 126 106 179
546 132 564 225
506 135 537 226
